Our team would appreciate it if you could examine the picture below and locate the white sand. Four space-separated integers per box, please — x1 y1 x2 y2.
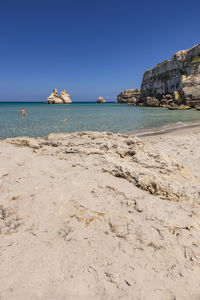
0 129 200 300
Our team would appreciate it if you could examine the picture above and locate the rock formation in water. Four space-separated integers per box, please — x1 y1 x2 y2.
60 90 72 104
46 89 62 104
117 89 141 105
97 96 106 103
47 89 72 104
117 43 200 108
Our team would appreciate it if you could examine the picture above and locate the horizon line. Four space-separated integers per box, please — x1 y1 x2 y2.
0 101 117 103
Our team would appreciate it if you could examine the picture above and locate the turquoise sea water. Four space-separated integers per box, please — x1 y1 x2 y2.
0 102 200 139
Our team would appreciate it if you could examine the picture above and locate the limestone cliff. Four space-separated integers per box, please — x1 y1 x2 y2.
117 44 200 108
141 43 200 107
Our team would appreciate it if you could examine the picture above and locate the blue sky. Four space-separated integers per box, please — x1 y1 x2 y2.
0 0 200 102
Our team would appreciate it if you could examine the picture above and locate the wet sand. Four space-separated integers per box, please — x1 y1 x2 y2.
127 120 200 137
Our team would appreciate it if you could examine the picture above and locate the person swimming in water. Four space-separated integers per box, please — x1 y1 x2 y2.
60 119 67 123
21 108 26 118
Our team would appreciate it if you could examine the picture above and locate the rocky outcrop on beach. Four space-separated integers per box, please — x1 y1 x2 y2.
118 44 200 108
167 104 191 110
1 130 200 299
117 89 141 105
97 96 106 103
47 89 72 104
138 96 160 107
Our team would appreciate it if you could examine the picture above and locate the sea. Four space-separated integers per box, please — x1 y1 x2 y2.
0 102 200 139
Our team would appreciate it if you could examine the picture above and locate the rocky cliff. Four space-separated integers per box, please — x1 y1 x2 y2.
118 43 200 108
141 43 200 107
117 89 141 105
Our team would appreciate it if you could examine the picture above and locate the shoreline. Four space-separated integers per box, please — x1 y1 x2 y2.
1 119 200 141
126 120 200 137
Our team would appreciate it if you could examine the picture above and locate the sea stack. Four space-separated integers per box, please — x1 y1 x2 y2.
97 96 106 103
47 89 72 104
60 90 72 104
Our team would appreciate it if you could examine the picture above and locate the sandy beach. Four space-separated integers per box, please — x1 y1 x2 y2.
0 126 200 300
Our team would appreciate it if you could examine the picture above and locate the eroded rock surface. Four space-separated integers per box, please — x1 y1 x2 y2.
117 89 141 105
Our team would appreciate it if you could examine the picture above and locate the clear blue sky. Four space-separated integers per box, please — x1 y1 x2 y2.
0 0 200 102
